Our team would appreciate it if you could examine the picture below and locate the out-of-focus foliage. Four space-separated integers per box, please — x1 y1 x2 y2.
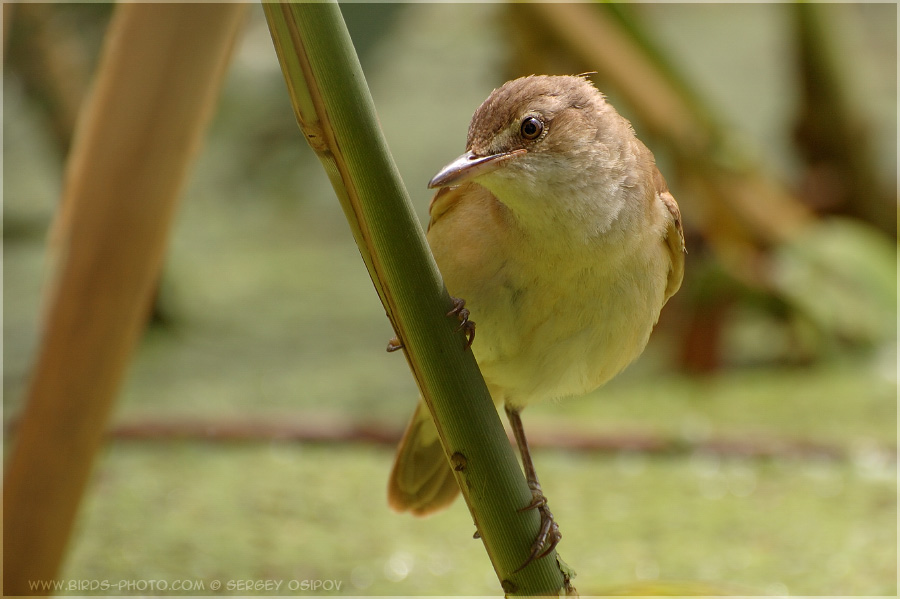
773 218 896 350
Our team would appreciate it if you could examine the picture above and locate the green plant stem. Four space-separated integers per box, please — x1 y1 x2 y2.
262 1 569 595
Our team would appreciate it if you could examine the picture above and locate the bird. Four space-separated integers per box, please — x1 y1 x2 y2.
387 74 685 570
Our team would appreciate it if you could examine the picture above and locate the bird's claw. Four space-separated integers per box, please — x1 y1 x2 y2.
447 296 475 350
386 297 474 352
514 486 562 573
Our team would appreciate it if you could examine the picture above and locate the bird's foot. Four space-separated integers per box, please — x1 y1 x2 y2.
386 297 474 352
447 296 475 350
514 483 562 573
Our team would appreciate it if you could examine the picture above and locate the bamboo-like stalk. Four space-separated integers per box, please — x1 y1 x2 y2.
2 4 247 593
263 2 569 595
792 3 893 236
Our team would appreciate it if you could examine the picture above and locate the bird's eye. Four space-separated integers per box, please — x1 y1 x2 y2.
520 116 543 140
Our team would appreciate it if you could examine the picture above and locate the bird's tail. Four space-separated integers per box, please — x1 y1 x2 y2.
388 399 460 515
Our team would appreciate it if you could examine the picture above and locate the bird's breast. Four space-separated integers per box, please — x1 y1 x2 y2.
428 196 668 408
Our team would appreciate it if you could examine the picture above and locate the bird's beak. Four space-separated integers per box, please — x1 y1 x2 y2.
427 149 527 189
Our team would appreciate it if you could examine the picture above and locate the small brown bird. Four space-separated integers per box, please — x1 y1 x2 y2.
388 75 684 568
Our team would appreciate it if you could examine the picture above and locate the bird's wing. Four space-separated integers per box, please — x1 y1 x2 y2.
655 169 685 303
427 182 497 232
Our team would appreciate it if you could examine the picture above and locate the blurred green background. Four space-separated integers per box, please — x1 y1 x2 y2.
3 2 896 596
